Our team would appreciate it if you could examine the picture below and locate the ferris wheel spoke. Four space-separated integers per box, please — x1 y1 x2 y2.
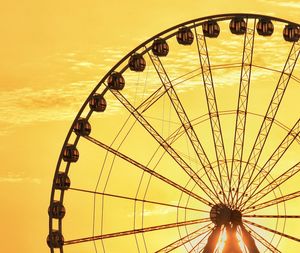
236 40 300 208
244 190 300 214
136 84 166 113
64 217 210 245
252 63 300 85
243 219 300 243
230 18 256 207
137 67 204 114
84 135 213 206
238 119 300 209
241 161 300 211
188 229 211 253
243 223 281 253
195 26 230 204
244 214 300 219
48 15 300 253
155 223 212 253
147 50 223 204
69 187 208 213
167 110 299 150
108 85 220 205
136 63 242 115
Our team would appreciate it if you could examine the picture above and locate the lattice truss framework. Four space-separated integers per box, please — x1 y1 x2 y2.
48 14 300 253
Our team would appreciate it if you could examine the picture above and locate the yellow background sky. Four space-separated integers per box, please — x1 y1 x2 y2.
1 0 300 252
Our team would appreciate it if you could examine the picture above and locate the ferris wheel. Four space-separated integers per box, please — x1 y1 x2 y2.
48 13 300 253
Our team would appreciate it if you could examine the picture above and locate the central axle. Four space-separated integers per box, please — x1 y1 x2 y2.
210 204 242 226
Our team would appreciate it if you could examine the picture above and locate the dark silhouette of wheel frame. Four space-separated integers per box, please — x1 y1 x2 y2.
48 13 300 253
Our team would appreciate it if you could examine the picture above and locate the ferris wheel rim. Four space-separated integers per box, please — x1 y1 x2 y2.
48 13 300 252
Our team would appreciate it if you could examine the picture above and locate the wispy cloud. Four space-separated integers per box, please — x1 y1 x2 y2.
0 173 41 184
0 84 89 125
128 201 177 217
1 36 296 138
0 80 123 132
74 61 95 68
0 46 141 135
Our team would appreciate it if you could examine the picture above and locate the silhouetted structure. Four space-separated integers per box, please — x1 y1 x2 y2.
283 24 300 42
107 72 125 90
62 144 79 162
241 224 260 253
74 118 91 136
256 18 274 36
176 26 194 45
202 20 220 38
203 226 221 253
54 172 70 190
89 93 107 112
205 203 260 253
152 38 169 56
223 224 242 253
48 13 300 252
230 17 247 35
129 53 146 72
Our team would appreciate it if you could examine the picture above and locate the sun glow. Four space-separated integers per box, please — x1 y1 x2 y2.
2 0 300 251
215 226 248 253
236 227 247 253
215 228 227 251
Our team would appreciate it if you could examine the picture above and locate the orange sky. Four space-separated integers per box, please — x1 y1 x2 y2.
1 1 300 252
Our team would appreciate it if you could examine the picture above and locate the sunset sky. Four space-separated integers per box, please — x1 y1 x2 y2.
1 1 300 252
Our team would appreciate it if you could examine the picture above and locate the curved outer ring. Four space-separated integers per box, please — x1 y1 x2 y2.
48 13 300 251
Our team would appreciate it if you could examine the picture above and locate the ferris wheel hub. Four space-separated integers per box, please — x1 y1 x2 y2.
210 204 242 226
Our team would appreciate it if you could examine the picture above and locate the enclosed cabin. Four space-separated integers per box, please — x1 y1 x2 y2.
152 38 169 56
47 230 64 248
128 53 146 72
48 201 66 219
73 118 91 137
62 144 79 163
54 172 70 190
176 26 194 45
256 18 274 36
89 94 107 112
283 24 300 42
107 72 125 90
202 20 220 38
229 17 247 35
